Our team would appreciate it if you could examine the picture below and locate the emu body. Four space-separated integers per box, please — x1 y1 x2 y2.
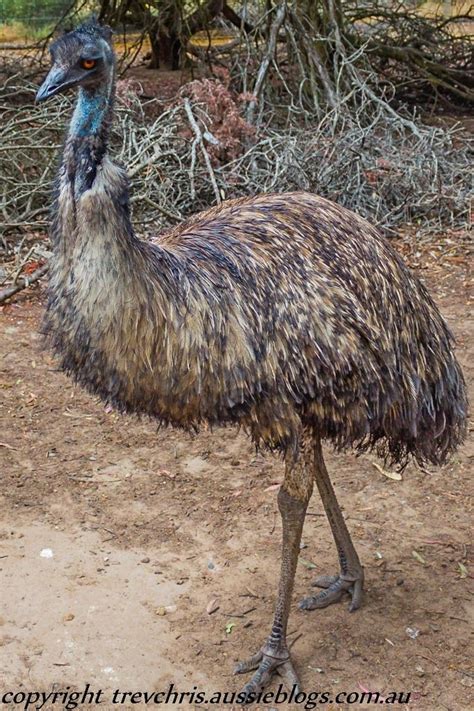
38 21 467 699
48 162 465 463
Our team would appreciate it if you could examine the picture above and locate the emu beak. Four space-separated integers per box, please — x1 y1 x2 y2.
36 66 71 102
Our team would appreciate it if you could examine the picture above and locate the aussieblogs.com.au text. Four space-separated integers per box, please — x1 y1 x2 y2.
0 684 412 709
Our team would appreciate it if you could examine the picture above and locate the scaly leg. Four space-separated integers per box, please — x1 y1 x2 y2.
235 443 313 700
299 436 364 612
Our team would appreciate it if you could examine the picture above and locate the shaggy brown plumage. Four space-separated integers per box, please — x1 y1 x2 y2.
46 165 467 467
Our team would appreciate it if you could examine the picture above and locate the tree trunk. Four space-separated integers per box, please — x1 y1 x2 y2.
148 0 183 70
148 0 226 70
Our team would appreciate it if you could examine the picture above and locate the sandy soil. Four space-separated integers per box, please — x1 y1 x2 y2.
0 246 472 710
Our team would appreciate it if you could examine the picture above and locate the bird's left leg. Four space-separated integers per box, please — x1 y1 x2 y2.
299 435 363 612
235 442 313 700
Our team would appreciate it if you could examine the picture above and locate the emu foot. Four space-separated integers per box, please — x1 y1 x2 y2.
299 570 364 612
234 645 300 703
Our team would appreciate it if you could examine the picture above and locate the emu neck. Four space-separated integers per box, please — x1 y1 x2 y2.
64 69 115 196
71 85 112 138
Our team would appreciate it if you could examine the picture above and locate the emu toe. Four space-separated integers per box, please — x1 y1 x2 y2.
299 570 364 612
234 647 300 703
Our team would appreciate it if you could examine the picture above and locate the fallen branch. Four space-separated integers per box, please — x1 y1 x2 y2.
0 262 48 304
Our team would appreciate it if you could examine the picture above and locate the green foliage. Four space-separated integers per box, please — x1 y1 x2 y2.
0 0 74 29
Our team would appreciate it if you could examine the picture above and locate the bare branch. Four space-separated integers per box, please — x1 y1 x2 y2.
0 263 48 304
183 97 222 205
246 2 287 125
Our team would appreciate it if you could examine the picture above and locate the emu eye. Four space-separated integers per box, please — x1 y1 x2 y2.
81 59 96 70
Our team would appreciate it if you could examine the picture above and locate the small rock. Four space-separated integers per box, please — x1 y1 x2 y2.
141 557 151 564
40 548 54 559
406 626 420 640
156 606 167 616
230 458 240 466
63 613 75 622
415 665 425 677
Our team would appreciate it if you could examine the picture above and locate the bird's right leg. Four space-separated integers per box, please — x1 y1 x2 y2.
299 435 364 613
234 440 313 701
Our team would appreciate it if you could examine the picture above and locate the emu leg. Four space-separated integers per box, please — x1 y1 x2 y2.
300 436 363 612
235 450 313 700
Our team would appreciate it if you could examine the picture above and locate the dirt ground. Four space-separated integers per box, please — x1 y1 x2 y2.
0 242 472 711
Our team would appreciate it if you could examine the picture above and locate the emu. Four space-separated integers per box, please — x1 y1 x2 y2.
37 21 467 698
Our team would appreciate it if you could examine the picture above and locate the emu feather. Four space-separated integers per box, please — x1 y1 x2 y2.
46 161 467 465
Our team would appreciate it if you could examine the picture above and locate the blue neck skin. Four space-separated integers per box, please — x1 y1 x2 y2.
69 76 113 139
66 76 114 196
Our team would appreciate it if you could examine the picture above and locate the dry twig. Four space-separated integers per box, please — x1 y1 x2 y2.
0 262 48 304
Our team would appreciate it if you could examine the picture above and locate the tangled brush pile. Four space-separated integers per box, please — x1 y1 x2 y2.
0 76 472 240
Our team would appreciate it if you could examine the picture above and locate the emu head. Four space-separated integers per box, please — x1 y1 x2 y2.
37 20 114 102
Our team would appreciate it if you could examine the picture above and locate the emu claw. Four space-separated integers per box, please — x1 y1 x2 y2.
234 650 264 675
234 648 300 703
299 571 364 612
